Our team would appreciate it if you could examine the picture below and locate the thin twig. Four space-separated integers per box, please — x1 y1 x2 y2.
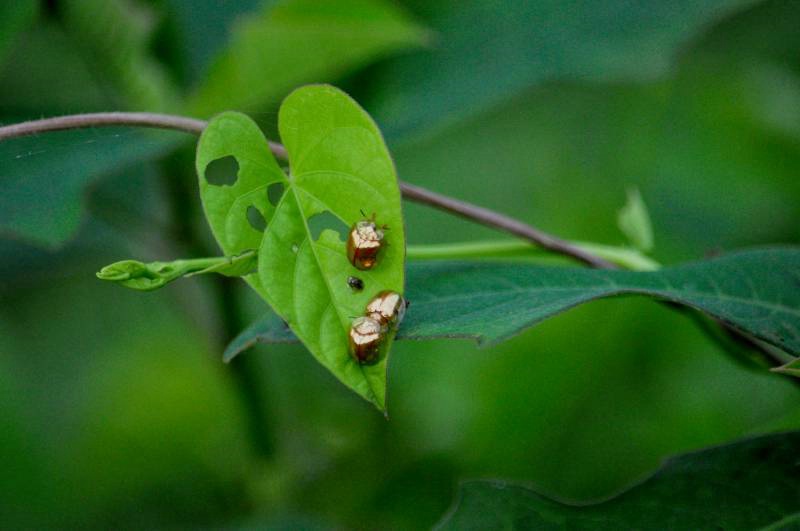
399 183 615 268
0 112 289 160
0 112 609 267
0 112 206 138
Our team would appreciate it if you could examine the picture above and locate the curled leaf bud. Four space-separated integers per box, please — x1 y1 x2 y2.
96 260 149 281
96 260 169 291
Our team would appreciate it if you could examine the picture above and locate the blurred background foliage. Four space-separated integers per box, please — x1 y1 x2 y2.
0 0 799 528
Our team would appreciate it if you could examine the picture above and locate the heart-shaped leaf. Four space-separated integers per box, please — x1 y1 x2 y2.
196 85 405 410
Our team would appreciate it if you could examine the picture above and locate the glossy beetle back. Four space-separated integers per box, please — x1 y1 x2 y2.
347 219 384 270
365 290 405 330
348 316 385 364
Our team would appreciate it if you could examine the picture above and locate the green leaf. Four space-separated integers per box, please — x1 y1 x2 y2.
365 0 760 140
188 0 427 116
196 86 405 410
59 0 179 111
617 187 654 251
96 251 257 291
0 22 116 114
224 311 298 363
434 431 800 530
0 128 183 247
0 1 37 65
225 248 800 363
162 0 262 85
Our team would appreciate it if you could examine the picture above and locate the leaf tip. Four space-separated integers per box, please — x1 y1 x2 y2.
617 186 654 252
770 357 800 378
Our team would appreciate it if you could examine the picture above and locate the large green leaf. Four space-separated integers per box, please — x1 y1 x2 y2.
364 0 760 140
0 1 37 66
188 0 427 116
434 431 800 530
0 128 183 247
162 0 262 86
196 85 405 410
59 0 179 111
225 248 800 362
0 22 116 114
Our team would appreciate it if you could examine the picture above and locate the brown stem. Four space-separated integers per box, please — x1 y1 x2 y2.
0 112 289 160
399 182 615 268
0 112 206 138
0 112 608 267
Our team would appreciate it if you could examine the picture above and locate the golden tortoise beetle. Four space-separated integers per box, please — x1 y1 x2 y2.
365 290 406 330
346 213 387 270
348 316 384 364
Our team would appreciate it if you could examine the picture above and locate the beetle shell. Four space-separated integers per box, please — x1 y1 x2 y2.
347 276 364 291
348 316 385 364
365 290 406 330
346 220 385 270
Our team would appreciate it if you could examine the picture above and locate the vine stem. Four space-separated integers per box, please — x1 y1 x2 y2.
0 112 614 268
0 112 793 371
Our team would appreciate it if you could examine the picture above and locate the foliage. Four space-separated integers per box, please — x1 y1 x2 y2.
97 251 257 291
1 0 800 528
0 0 425 248
362 0 761 139
617 188 654 252
0 128 182 246
436 431 800 530
0 1 37 64
187 0 427 116
59 0 179 111
196 86 405 410
226 248 800 364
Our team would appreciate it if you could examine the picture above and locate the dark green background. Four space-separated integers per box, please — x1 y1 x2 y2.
1 0 798 528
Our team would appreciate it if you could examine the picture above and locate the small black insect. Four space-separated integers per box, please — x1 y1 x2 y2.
347 276 364 291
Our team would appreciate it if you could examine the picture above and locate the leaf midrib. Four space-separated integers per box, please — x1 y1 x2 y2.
286 180 381 406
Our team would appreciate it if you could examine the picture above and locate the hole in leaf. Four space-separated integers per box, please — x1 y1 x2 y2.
247 205 267 232
308 211 348 241
267 182 285 206
291 243 299 253
205 156 239 186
